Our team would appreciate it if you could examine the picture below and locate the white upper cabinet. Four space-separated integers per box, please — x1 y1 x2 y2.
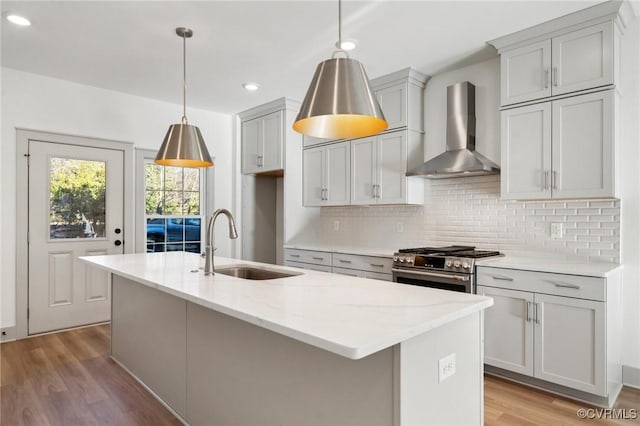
303 141 350 207
501 40 552 106
552 23 613 96
375 84 407 131
551 90 614 199
502 90 614 200
350 131 423 206
241 110 283 174
498 21 615 106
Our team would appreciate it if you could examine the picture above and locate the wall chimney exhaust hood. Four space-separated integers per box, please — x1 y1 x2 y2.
406 81 499 179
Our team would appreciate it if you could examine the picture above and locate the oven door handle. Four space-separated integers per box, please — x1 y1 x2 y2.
392 269 470 282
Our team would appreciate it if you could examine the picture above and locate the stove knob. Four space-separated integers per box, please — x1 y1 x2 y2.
408 258 414 264
454 261 461 268
399 257 406 263
462 262 471 270
446 261 453 268
393 256 399 262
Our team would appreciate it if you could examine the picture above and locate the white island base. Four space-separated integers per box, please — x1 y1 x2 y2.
111 274 484 426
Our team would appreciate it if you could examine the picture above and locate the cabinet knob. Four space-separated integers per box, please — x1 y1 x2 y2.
114 240 122 247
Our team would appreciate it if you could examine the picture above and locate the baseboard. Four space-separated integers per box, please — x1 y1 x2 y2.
623 365 640 389
0 326 16 343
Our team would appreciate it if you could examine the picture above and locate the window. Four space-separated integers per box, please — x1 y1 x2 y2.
144 161 203 253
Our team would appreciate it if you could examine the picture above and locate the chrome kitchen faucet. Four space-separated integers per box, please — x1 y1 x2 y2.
204 209 238 275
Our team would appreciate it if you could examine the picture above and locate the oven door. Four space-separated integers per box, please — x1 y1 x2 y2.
392 268 473 293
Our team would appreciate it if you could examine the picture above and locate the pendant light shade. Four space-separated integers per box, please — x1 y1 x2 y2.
155 27 213 168
293 58 387 139
293 1 387 139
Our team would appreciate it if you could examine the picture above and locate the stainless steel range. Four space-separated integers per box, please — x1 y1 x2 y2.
392 246 503 293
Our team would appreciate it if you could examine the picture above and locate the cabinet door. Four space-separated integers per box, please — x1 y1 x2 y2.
242 118 261 174
303 147 325 207
376 83 407 130
477 286 534 376
325 141 350 206
501 40 552 106
377 132 407 205
260 111 283 172
501 103 552 200
350 137 377 205
552 22 613 96
534 294 605 395
551 90 613 199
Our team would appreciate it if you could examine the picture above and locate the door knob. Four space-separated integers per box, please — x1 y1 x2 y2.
114 240 122 246
114 228 121 234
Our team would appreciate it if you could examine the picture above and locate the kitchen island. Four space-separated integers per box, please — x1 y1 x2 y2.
81 252 493 426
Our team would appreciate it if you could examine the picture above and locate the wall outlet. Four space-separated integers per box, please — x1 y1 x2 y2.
551 222 563 239
396 222 404 233
438 353 456 383
333 220 340 231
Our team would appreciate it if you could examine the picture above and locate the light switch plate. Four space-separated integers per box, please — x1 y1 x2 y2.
334 221 340 231
551 223 563 239
396 222 404 233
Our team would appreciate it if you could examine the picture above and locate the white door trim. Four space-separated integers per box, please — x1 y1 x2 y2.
15 129 134 339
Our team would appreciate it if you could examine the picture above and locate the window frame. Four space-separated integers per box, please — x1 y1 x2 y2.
135 148 213 254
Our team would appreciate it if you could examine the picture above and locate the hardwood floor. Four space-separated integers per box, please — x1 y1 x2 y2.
1 325 181 426
1 324 638 425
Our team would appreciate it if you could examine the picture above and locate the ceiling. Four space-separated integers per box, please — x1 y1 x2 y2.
1 1 603 115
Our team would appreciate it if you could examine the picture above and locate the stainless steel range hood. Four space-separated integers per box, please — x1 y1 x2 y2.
406 81 499 178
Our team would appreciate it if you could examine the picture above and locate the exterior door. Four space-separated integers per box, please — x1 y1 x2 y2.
28 140 124 334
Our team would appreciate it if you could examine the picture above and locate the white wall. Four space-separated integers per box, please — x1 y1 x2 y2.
1 68 234 328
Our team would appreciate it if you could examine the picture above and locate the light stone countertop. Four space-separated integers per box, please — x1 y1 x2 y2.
476 255 622 277
80 252 492 360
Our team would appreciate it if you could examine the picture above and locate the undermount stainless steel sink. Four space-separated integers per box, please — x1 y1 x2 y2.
215 265 301 280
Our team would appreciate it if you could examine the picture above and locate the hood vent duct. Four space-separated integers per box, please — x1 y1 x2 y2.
406 81 499 178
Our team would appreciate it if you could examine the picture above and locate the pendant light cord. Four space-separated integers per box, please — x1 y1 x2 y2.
182 32 188 124
332 0 348 58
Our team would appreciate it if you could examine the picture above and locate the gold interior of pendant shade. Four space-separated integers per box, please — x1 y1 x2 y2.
293 114 388 140
155 123 213 167
294 57 387 139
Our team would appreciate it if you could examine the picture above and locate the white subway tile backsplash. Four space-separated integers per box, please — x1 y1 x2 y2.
317 175 620 263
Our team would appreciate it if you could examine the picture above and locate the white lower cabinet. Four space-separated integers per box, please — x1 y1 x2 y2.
477 266 621 404
284 248 392 281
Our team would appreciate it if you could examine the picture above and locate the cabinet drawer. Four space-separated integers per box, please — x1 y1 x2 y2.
284 249 332 267
476 267 605 301
332 253 393 274
284 261 332 273
332 266 392 282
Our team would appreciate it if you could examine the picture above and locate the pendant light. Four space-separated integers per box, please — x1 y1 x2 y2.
155 27 213 168
293 0 387 139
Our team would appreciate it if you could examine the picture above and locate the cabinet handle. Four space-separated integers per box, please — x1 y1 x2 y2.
377 184 381 199
544 68 549 89
370 263 385 268
289 254 300 258
543 170 549 190
312 257 324 261
491 275 514 281
534 303 541 324
324 188 328 201
549 280 581 290
526 302 532 323
552 170 558 190
372 184 377 199
257 155 263 167
339 259 352 264
552 67 558 87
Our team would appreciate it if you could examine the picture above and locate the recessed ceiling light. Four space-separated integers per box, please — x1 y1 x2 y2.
335 39 357 51
5 13 31 26
242 82 260 92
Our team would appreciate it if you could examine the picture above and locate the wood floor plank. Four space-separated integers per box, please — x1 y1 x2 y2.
2 325 639 426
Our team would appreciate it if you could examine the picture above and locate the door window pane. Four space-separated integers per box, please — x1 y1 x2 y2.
49 157 106 239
